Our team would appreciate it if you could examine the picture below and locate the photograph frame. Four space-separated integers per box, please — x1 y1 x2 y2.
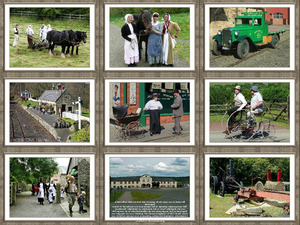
204 3 295 71
4 3 96 71
4 78 96 146
204 78 295 146
4 153 96 221
204 153 295 221
104 3 195 71
104 78 195 146
104 153 196 221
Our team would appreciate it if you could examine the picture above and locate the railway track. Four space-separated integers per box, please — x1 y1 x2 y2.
10 102 57 142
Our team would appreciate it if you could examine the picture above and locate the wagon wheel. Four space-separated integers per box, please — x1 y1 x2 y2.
219 181 225 197
283 204 290 215
125 121 145 140
227 110 244 141
210 176 219 194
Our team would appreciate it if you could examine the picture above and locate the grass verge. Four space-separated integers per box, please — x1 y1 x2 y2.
21 100 38 107
131 192 163 201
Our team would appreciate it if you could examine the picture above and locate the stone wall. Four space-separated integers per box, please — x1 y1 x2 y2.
78 158 90 206
21 104 60 140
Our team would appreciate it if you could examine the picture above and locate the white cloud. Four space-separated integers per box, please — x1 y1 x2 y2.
110 158 123 165
154 162 169 171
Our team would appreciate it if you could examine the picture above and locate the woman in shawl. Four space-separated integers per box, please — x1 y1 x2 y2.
37 177 46 205
147 12 163 67
121 14 139 67
143 93 163 136
161 13 181 67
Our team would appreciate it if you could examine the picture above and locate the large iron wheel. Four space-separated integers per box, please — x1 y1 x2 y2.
210 176 219 194
219 181 225 197
237 39 249 59
125 121 145 140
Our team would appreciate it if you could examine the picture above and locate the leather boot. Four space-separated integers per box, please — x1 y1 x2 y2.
69 206 73 217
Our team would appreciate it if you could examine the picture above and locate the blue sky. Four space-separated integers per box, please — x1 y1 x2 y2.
110 157 190 177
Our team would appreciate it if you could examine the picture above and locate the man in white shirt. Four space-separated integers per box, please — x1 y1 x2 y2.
25 25 34 49
225 85 247 133
144 93 163 136
247 86 264 118
13 24 19 47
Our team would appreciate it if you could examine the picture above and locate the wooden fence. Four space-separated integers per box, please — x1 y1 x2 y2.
11 11 89 20
210 97 289 123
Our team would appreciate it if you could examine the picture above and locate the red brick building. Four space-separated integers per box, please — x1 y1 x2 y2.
264 8 290 25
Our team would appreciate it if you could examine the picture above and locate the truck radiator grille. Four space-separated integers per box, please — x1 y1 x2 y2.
222 29 232 46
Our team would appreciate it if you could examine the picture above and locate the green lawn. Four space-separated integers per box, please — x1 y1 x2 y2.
110 12 190 63
82 110 90 118
110 191 125 202
21 100 38 107
62 118 76 125
210 193 285 218
10 15 90 68
131 192 163 201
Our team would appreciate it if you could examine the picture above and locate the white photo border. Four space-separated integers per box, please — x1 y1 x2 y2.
4 4 95 71
204 4 295 71
104 79 195 146
104 3 195 71
5 153 96 221
104 153 195 221
204 153 295 221
5 78 95 146
204 79 295 146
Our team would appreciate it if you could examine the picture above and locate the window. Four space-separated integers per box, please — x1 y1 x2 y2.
273 13 283 19
254 19 261 26
236 18 252 25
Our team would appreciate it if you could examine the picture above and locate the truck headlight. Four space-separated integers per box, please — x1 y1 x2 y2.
218 30 222 35
234 31 239 37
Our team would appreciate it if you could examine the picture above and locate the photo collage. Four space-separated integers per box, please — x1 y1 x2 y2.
0 2 298 225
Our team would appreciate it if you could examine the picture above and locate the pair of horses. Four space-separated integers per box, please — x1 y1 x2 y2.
47 30 87 58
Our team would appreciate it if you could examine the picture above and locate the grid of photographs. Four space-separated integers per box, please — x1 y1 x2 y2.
0 1 298 225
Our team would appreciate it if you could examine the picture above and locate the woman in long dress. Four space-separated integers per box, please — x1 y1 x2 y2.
49 180 56 202
37 177 46 205
143 93 163 136
121 14 139 67
147 12 163 67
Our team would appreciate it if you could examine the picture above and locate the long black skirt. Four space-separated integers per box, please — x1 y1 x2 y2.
150 110 161 134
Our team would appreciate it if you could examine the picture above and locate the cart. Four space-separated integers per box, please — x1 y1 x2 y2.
32 38 49 51
112 104 145 141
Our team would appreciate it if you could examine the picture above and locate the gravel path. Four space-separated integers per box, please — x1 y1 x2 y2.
210 25 290 68
109 24 189 68
10 191 67 218
117 191 132 201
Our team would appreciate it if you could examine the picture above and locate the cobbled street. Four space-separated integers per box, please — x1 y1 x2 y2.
210 25 290 68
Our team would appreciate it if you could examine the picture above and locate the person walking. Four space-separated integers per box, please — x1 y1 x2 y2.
143 93 163 136
147 12 163 66
171 89 183 135
37 177 46 205
49 180 56 202
45 180 50 201
25 25 34 49
13 24 19 47
161 13 181 66
65 175 78 217
121 14 139 67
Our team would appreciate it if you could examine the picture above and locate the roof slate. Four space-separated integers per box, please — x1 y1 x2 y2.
39 90 65 102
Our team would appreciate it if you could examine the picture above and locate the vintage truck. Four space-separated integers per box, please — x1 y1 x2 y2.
212 11 286 59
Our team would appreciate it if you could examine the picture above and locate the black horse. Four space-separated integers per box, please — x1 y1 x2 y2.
46 30 77 58
66 31 87 56
133 9 152 61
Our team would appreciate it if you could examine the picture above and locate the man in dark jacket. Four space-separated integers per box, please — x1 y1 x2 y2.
171 89 183 135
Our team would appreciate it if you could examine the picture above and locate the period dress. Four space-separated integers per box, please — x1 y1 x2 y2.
37 182 45 204
144 99 163 134
49 183 56 199
147 21 163 65
162 19 181 65
121 23 139 65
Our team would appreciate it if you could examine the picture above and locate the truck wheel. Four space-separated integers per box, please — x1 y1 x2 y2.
219 181 225 197
212 40 222 56
237 39 249 59
271 34 279 48
210 176 219 194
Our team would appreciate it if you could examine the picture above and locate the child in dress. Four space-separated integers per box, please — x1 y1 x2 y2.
48 189 54 204
61 187 64 199
77 191 86 214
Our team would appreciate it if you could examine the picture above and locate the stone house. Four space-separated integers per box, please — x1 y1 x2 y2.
38 85 74 115
110 174 177 189
20 90 31 100
67 157 90 206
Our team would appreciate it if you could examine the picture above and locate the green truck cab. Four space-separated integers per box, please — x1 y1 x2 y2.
212 11 286 59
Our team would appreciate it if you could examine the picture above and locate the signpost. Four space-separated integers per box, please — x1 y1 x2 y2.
72 97 82 130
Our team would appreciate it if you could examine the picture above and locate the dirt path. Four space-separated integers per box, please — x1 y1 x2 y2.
109 24 190 68
117 191 132 201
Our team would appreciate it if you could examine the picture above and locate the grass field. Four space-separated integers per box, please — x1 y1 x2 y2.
131 192 164 201
110 191 125 202
110 12 190 63
21 100 38 107
9 16 90 68
210 193 285 217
